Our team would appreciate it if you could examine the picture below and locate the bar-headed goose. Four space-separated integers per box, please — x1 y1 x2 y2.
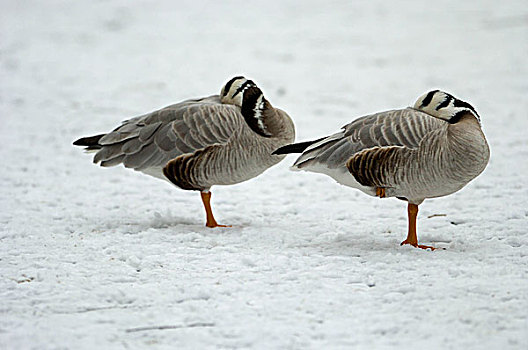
274 90 489 250
74 76 295 227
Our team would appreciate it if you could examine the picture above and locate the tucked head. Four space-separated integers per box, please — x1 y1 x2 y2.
414 90 481 124
221 76 261 107
220 76 273 137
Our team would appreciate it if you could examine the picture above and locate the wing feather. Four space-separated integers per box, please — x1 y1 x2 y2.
294 108 444 171
92 95 243 172
123 142 158 169
93 143 123 164
100 155 125 167
138 122 163 142
153 124 177 152
121 137 145 154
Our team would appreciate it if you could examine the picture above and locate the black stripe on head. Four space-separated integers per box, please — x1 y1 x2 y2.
420 90 439 108
231 79 255 99
453 98 480 120
222 76 245 97
435 94 453 110
449 110 466 124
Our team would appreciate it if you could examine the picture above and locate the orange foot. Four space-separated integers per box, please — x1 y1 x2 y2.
376 187 386 198
206 222 232 228
400 240 436 251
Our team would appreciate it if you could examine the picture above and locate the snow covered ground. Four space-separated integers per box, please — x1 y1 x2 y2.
1 0 527 348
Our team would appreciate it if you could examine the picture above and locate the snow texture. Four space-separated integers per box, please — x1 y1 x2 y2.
1 1 527 349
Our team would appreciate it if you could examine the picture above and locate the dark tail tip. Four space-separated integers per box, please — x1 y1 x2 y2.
73 134 105 147
272 137 326 155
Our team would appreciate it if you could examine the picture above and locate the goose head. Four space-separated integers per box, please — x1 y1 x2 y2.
220 76 259 107
414 90 481 124
220 76 273 137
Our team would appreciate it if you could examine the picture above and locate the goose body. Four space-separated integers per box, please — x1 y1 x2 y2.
274 90 490 249
74 76 295 227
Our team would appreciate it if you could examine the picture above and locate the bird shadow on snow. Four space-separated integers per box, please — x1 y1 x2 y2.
306 238 452 256
289 234 399 255
89 209 251 236
87 207 461 254
284 224 456 255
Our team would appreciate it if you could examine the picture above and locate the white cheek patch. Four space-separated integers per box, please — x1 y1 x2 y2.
414 90 480 123
220 78 253 106
229 80 247 105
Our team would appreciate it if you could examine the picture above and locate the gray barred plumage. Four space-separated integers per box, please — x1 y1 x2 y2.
274 90 489 249
280 91 489 205
74 76 295 227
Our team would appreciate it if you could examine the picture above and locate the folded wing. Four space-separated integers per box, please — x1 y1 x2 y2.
293 108 444 171
93 96 244 171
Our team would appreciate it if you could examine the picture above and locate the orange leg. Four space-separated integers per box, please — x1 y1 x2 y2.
200 191 231 228
376 187 386 198
400 203 435 250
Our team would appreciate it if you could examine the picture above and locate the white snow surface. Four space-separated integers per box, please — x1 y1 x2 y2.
1 1 527 349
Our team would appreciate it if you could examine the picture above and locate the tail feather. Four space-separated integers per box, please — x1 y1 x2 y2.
272 137 326 155
73 134 105 150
